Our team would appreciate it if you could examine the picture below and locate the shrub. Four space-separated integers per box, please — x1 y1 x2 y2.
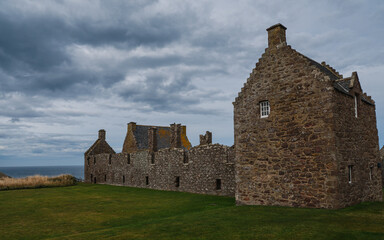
0 174 77 190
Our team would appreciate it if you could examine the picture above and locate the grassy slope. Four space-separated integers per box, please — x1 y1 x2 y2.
0 184 383 240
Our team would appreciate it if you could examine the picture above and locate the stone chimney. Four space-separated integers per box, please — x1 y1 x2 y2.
98 129 106 140
266 23 287 49
128 122 136 132
148 127 158 152
199 131 212 145
170 123 182 148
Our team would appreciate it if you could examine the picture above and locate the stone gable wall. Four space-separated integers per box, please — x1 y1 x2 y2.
234 45 340 208
85 144 235 196
333 90 382 207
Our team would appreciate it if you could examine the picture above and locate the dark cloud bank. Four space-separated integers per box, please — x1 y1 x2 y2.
0 0 383 166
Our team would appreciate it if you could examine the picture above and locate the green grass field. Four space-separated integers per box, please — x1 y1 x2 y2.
0 184 383 240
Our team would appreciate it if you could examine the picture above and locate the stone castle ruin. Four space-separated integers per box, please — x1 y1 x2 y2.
85 24 383 208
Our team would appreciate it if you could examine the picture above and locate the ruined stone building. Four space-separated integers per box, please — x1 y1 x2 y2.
85 123 235 196
85 24 382 208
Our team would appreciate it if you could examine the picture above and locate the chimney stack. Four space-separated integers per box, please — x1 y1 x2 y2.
148 127 158 152
170 123 182 148
266 23 287 49
128 122 136 132
98 129 106 140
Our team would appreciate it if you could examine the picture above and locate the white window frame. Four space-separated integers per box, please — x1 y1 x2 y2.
348 165 353 184
260 101 270 118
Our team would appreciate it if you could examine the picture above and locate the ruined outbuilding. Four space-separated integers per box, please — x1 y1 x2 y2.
85 24 382 208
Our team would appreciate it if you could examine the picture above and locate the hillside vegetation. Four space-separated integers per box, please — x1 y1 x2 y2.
0 171 10 179
0 174 76 190
0 183 383 239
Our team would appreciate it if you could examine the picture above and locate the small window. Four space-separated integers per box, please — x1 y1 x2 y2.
183 152 188 164
94 157 96 164
123 175 125 184
127 154 131 164
94 177 97 184
354 94 358 118
109 154 112 165
145 176 149 185
348 165 353 183
216 179 222 190
175 176 180 187
150 153 155 164
104 174 107 182
369 166 373 181
87 157 90 166
260 101 270 118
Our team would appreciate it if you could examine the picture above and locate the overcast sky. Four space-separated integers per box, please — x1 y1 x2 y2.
0 0 383 166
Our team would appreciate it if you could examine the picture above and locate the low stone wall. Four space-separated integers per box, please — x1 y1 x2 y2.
85 144 235 196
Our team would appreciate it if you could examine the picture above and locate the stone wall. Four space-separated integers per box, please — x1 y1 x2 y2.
333 90 383 207
233 24 382 208
85 144 235 196
234 42 339 208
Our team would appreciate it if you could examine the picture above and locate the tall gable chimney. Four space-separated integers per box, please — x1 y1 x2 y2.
98 129 106 140
266 23 287 49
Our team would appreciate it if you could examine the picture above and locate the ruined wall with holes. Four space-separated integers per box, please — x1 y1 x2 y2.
84 144 235 196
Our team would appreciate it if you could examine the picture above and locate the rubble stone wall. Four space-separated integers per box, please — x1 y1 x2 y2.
234 45 340 208
333 90 383 207
84 144 235 196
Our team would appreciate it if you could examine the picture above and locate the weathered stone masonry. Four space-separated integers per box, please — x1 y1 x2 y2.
85 126 235 196
234 23 382 208
85 24 382 208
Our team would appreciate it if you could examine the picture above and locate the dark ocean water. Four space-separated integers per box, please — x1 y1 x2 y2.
0 165 84 179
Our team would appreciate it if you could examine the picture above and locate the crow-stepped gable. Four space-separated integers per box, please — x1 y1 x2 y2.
85 24 382 209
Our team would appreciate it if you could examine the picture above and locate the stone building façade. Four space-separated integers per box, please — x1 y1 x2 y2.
85 124 235 196
234 24 382 208
85 24 382 208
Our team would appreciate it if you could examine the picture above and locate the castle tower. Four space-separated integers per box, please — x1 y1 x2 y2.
233 24 382 208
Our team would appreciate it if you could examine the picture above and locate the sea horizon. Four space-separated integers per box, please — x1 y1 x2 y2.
0 165 84 180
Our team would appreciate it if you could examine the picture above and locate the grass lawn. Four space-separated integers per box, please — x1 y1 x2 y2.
0 184 383 240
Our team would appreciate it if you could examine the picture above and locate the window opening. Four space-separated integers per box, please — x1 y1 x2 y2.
354 94 358 118
94 177 97 184
370 166 373 181
348 165 353 183
216 179 222 190
175 176 180 187
127 154 131 164
260 101 270 118
87 157 90 166
94 157 96 164
109 154 112 165
151 153 155 164
123 175 125 184
183 151 188 164
104 174 107 182
146 176 149 185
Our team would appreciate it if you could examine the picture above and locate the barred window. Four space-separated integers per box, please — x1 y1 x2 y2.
260 101 270 118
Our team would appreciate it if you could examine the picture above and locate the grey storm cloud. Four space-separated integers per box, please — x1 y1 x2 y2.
0 0 383 166
0 0 199 103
